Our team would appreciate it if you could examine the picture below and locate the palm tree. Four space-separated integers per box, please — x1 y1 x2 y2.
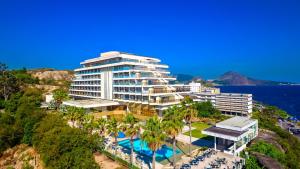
65 106 78 127
162 105 184 168
141 115 166 169
181 96 198 156
95 118 107 136
107 117 120 155
53 88 69 109
82 114 95 134
74 107 85 128
121 113 140 165
65 106 85 127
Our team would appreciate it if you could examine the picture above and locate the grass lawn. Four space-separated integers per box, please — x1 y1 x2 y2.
184 122 212 139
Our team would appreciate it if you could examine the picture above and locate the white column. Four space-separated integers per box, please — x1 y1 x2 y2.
214 136 217 150
233 142 236 156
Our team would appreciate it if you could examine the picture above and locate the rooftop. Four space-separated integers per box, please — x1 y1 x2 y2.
216 116 257 131
81 51 161 65
63 99 120 108
204 126 248 138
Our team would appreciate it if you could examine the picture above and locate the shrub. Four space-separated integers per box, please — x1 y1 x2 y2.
249 141 285 162
33 114 102 169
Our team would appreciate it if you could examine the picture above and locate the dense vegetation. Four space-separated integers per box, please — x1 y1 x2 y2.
194 101 221 118
0 87 44 152
33 114 102 169
248 106 300 169
0 64 104 169
249 141 285 163
0 63 43 151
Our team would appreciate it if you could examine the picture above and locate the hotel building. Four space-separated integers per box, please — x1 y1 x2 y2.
215 93 252 116
189 84 252 116
67 51 252 116
68 51 190 115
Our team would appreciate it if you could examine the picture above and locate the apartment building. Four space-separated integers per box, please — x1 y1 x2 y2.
69 51 190 113
190 83 252 116
215 93 252 116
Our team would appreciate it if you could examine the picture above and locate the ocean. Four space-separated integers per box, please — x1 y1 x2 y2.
218 85 300 118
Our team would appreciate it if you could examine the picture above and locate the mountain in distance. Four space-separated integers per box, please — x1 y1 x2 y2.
213 71 293 86
174 74 202 83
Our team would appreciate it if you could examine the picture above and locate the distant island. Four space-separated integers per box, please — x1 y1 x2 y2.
213 71 294 86
175 71 295 86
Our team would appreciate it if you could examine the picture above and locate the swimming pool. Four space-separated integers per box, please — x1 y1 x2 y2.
118 139 181 161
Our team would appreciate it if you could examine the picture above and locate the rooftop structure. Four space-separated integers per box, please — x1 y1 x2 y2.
216 116 257 131
203 116 258 156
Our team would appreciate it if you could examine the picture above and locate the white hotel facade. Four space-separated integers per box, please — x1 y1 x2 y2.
69 51 190 113
67 51 252 116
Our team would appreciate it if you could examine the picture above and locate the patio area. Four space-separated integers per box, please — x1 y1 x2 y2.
177 149 245 169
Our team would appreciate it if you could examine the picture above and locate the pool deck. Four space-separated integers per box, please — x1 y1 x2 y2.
105 132 218 169
176 151 244 169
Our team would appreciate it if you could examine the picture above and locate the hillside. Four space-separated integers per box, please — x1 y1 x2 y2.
28 68 74 93
213 71 291 86
29 68 74 81
0 144 43 169
174 74 202 83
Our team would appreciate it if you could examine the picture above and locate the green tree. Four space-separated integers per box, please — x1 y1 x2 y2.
0 63 19 101
18 88 43 107
181 96 198 156
82 114 96 134
33 114 101 169
121 113 140 165
53 89 69 109
65 106 85 127
0 87 45 152
107 117 120 155
12 68 39 85
95 118 107 136
196 101 220 118
141 115 166 169
162 106 184 167
245 156 262 169
249 141 285 163
4 92 22 113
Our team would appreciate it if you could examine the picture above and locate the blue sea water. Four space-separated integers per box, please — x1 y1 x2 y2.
219 85 300 118
118 138 181 161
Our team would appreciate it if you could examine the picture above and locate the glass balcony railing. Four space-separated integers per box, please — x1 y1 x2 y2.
83 58 163 68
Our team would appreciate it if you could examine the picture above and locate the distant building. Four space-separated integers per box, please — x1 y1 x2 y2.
215 93 252 116
203 116 258 156
190 85 252 116
189 82 202 93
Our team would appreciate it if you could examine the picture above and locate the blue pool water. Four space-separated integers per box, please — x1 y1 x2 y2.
111 132 126 138
118 132 126 138
118 139 181 161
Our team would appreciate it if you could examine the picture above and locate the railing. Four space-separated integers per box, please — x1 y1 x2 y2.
149 99 181 104
149 87 190 94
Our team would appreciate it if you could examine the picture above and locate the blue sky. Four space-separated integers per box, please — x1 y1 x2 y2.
1 0 300 82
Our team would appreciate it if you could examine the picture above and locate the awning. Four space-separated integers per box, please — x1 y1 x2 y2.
202 126 248 141
63 99 120 108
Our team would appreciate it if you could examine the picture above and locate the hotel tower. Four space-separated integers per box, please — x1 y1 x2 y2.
69 51 190 114
67 51 252 116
